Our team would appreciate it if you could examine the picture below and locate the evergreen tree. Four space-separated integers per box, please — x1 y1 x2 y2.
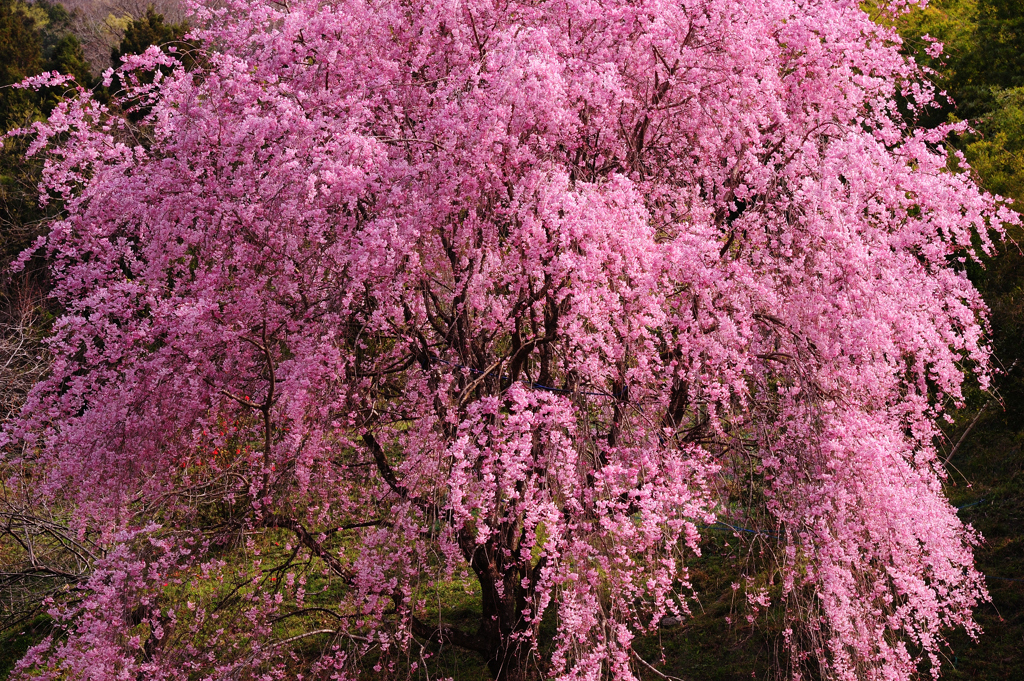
955 0 1024 118
0 0 44 130
110 5 187 68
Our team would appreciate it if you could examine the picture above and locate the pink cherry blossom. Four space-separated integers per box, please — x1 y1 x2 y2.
3 0 1012 679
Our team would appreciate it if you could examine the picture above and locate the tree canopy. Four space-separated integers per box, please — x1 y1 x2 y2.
1 0 1017 679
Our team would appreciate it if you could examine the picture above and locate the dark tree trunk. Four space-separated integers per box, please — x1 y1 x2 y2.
486 641 531 681
464 533 536 681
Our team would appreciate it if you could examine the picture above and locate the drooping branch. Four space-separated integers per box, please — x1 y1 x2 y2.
361 432 407 498
260 513 353 581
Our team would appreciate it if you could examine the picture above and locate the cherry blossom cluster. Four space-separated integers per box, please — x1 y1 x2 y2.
3 0 1013 678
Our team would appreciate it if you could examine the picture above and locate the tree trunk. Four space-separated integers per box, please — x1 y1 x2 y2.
468 537 534 681
487 641 531 681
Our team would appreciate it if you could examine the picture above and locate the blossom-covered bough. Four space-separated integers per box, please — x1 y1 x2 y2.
2 0 1014 678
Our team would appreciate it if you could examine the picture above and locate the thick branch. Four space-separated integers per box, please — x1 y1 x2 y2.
362 432 407 498
261 514 353 580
